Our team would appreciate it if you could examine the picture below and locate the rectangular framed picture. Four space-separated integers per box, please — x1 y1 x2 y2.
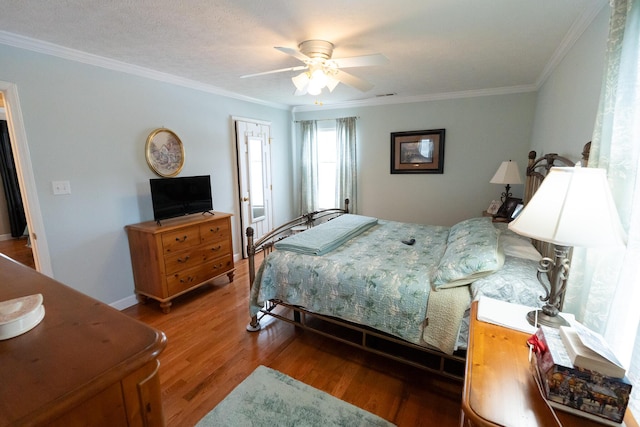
390 129 445 174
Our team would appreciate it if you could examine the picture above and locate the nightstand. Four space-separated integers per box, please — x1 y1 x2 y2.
461 301 638 427
481 211 508 223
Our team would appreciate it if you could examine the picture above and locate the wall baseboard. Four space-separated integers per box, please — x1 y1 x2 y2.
0 234 12 241
111 294 138 311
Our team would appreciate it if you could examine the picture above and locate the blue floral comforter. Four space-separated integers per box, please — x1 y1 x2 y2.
250 219 450 346
250 216 545 354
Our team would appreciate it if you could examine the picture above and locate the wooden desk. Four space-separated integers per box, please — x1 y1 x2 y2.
461 301 637 427
0 254 167 426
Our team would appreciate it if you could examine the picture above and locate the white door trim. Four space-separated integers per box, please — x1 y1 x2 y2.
0 81 53 276
233 117 273 258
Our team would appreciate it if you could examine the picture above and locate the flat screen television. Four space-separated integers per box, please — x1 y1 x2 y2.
150 175 213 223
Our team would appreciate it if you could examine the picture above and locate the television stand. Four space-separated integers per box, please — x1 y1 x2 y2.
126 212 235 313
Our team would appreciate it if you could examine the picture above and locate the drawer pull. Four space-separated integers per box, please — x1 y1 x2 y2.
212 261 231 270
209 227 220 233
175 235 188 242
177 256 190 263
211 245 222 252
179 276 194 284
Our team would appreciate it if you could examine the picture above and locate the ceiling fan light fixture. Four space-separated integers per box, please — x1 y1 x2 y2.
246 39 385 96
292 72 310 92
326 76 340 92
297 67 339 96
307 83 322 96
310 68 328 87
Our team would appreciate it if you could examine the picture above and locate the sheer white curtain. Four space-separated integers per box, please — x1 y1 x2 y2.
336 117 358 213
563 0 640 415
300 120 319 214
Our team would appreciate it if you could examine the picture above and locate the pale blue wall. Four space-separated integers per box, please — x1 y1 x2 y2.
530 5 609 162
294 93 537 226
0 44 293 305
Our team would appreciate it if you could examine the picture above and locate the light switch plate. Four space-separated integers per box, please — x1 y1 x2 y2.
52 180 71 195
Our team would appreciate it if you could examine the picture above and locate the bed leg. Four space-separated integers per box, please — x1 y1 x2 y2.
246 315 261 332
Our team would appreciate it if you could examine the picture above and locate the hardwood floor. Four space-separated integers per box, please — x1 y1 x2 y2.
123 255 463 427
0 236 35 269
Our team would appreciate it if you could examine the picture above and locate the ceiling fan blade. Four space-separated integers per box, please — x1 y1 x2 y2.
332 54 389 68
274 46 311 63
241 65 308 78
333 70 374 92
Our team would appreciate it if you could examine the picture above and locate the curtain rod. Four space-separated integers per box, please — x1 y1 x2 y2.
293 116 359 123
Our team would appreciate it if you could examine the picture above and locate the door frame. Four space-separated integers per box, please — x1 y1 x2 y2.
0 81 52 275
233 116 273 258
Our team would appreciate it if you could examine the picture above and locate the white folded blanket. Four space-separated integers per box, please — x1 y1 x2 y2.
274 214 378 256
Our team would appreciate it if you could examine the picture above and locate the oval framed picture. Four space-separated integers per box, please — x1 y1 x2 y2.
145 128 184 177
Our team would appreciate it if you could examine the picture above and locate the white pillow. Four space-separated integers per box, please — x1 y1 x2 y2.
500 235 541 261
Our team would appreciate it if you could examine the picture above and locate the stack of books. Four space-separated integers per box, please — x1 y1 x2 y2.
531 322 631 425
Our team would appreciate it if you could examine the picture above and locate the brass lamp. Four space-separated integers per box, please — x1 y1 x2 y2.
508 165 626 328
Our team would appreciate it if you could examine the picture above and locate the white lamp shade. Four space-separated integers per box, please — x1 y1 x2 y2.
292 72 310 92
326 76 340 92
508 166 626 247
490 160 522 185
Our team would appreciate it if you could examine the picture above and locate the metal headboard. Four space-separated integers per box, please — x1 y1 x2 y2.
524 141 591 256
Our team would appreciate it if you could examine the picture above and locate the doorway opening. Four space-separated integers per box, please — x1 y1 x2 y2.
0 82 52 275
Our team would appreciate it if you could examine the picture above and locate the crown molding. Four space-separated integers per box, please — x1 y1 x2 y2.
291 84 538 113
0 31 290 111
535 0 608 89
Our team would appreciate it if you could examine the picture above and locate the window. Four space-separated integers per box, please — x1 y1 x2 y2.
317 123 337 209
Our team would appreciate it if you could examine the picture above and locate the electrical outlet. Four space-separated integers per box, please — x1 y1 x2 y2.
52 180 71 195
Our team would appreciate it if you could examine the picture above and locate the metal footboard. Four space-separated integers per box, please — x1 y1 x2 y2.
244 198 465 381
246 200 350 331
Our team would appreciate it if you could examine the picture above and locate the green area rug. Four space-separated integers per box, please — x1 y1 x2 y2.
196 365 396 427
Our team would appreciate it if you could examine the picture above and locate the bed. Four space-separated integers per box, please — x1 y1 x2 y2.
245 144 590 381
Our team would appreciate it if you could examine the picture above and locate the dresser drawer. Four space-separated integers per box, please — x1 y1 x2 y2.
164 248 203 275
203 255 234 277
165 255 233 296
201 240 231 263
161 226 200 254
200 220 230 243
166 265 210 295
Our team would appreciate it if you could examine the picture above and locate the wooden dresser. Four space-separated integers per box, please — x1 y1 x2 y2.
126 212 235 313
0 254 167 426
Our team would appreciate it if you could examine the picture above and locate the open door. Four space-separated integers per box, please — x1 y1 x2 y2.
0 82 52 275
234 118 273 258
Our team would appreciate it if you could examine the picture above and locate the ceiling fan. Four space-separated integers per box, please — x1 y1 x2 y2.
241 40 389 96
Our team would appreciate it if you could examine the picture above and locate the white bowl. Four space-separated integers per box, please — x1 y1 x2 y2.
0 294 45 340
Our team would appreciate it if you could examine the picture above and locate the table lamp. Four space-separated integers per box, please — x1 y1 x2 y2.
508 165 626 328
490 160 522 201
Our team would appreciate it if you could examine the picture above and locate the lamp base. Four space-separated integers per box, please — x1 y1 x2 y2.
526 309 569 328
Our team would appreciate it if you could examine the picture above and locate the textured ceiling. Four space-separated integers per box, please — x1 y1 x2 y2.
0 0 606 109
